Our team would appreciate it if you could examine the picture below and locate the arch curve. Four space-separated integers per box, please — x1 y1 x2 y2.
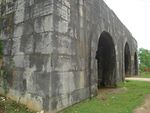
96 31 116 88
124 42 131 76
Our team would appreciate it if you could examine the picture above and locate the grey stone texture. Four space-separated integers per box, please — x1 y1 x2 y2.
0 0 138 113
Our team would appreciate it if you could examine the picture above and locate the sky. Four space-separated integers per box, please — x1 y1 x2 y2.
104 0 150 50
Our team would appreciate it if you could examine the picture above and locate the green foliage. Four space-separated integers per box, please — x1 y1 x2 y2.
0 95 35 113
0 69 9 94
139 48 150 71
0 59 15 95
0 17 3 33
0 1 15 95
0 40 3 58
140 72 150 78
62 81 150 113
0 40 7 94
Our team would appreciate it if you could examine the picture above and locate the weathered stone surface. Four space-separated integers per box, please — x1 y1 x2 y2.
0 0 138 113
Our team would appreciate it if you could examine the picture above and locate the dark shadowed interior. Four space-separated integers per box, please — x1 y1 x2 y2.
124 43 131 76
96 31 116 88
134 52 138 75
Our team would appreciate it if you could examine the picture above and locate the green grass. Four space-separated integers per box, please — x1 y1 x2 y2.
62 81 150 113
0 80 150 113
0 96 34 113
140 72 150 78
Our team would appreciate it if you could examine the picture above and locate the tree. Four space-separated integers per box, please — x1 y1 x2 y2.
139 48 150 71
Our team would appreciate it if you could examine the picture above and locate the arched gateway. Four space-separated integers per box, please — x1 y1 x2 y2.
96 31 116 88
124 43 131 76
134 52 138 75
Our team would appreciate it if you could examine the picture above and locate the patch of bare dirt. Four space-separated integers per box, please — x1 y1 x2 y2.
0 104 5 113
125 77 150 82
134 95 150 113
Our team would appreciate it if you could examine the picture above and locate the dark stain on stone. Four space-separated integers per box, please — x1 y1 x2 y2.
51 72 61 97
35 72 50 95
20 34 34 53
43 95 49 111
23 20 34 35
29 54 49 72
51 98 58 111
23 79 27 92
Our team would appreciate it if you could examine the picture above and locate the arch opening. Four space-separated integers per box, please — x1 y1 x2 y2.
96 32 116 88
124 43 131 76
134 52 138 75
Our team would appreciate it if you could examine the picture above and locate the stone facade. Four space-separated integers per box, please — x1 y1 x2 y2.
0 0 138 113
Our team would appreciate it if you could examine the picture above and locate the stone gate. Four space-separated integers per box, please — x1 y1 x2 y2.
0 0 138 112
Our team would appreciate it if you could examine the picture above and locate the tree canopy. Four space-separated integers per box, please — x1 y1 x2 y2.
139 48 150 71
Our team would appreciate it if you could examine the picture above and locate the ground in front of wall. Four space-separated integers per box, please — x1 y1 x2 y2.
61 80 150 113
0 95 34 113
140 72 150 78
134 94 150 113
1 73 150 113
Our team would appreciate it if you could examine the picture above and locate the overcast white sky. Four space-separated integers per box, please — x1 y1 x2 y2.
104 0 150 50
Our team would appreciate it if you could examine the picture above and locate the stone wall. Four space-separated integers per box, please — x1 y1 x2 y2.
0 0 138 113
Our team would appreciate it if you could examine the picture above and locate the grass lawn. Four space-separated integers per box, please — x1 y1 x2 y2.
140 72 150 78
62 81 150 113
